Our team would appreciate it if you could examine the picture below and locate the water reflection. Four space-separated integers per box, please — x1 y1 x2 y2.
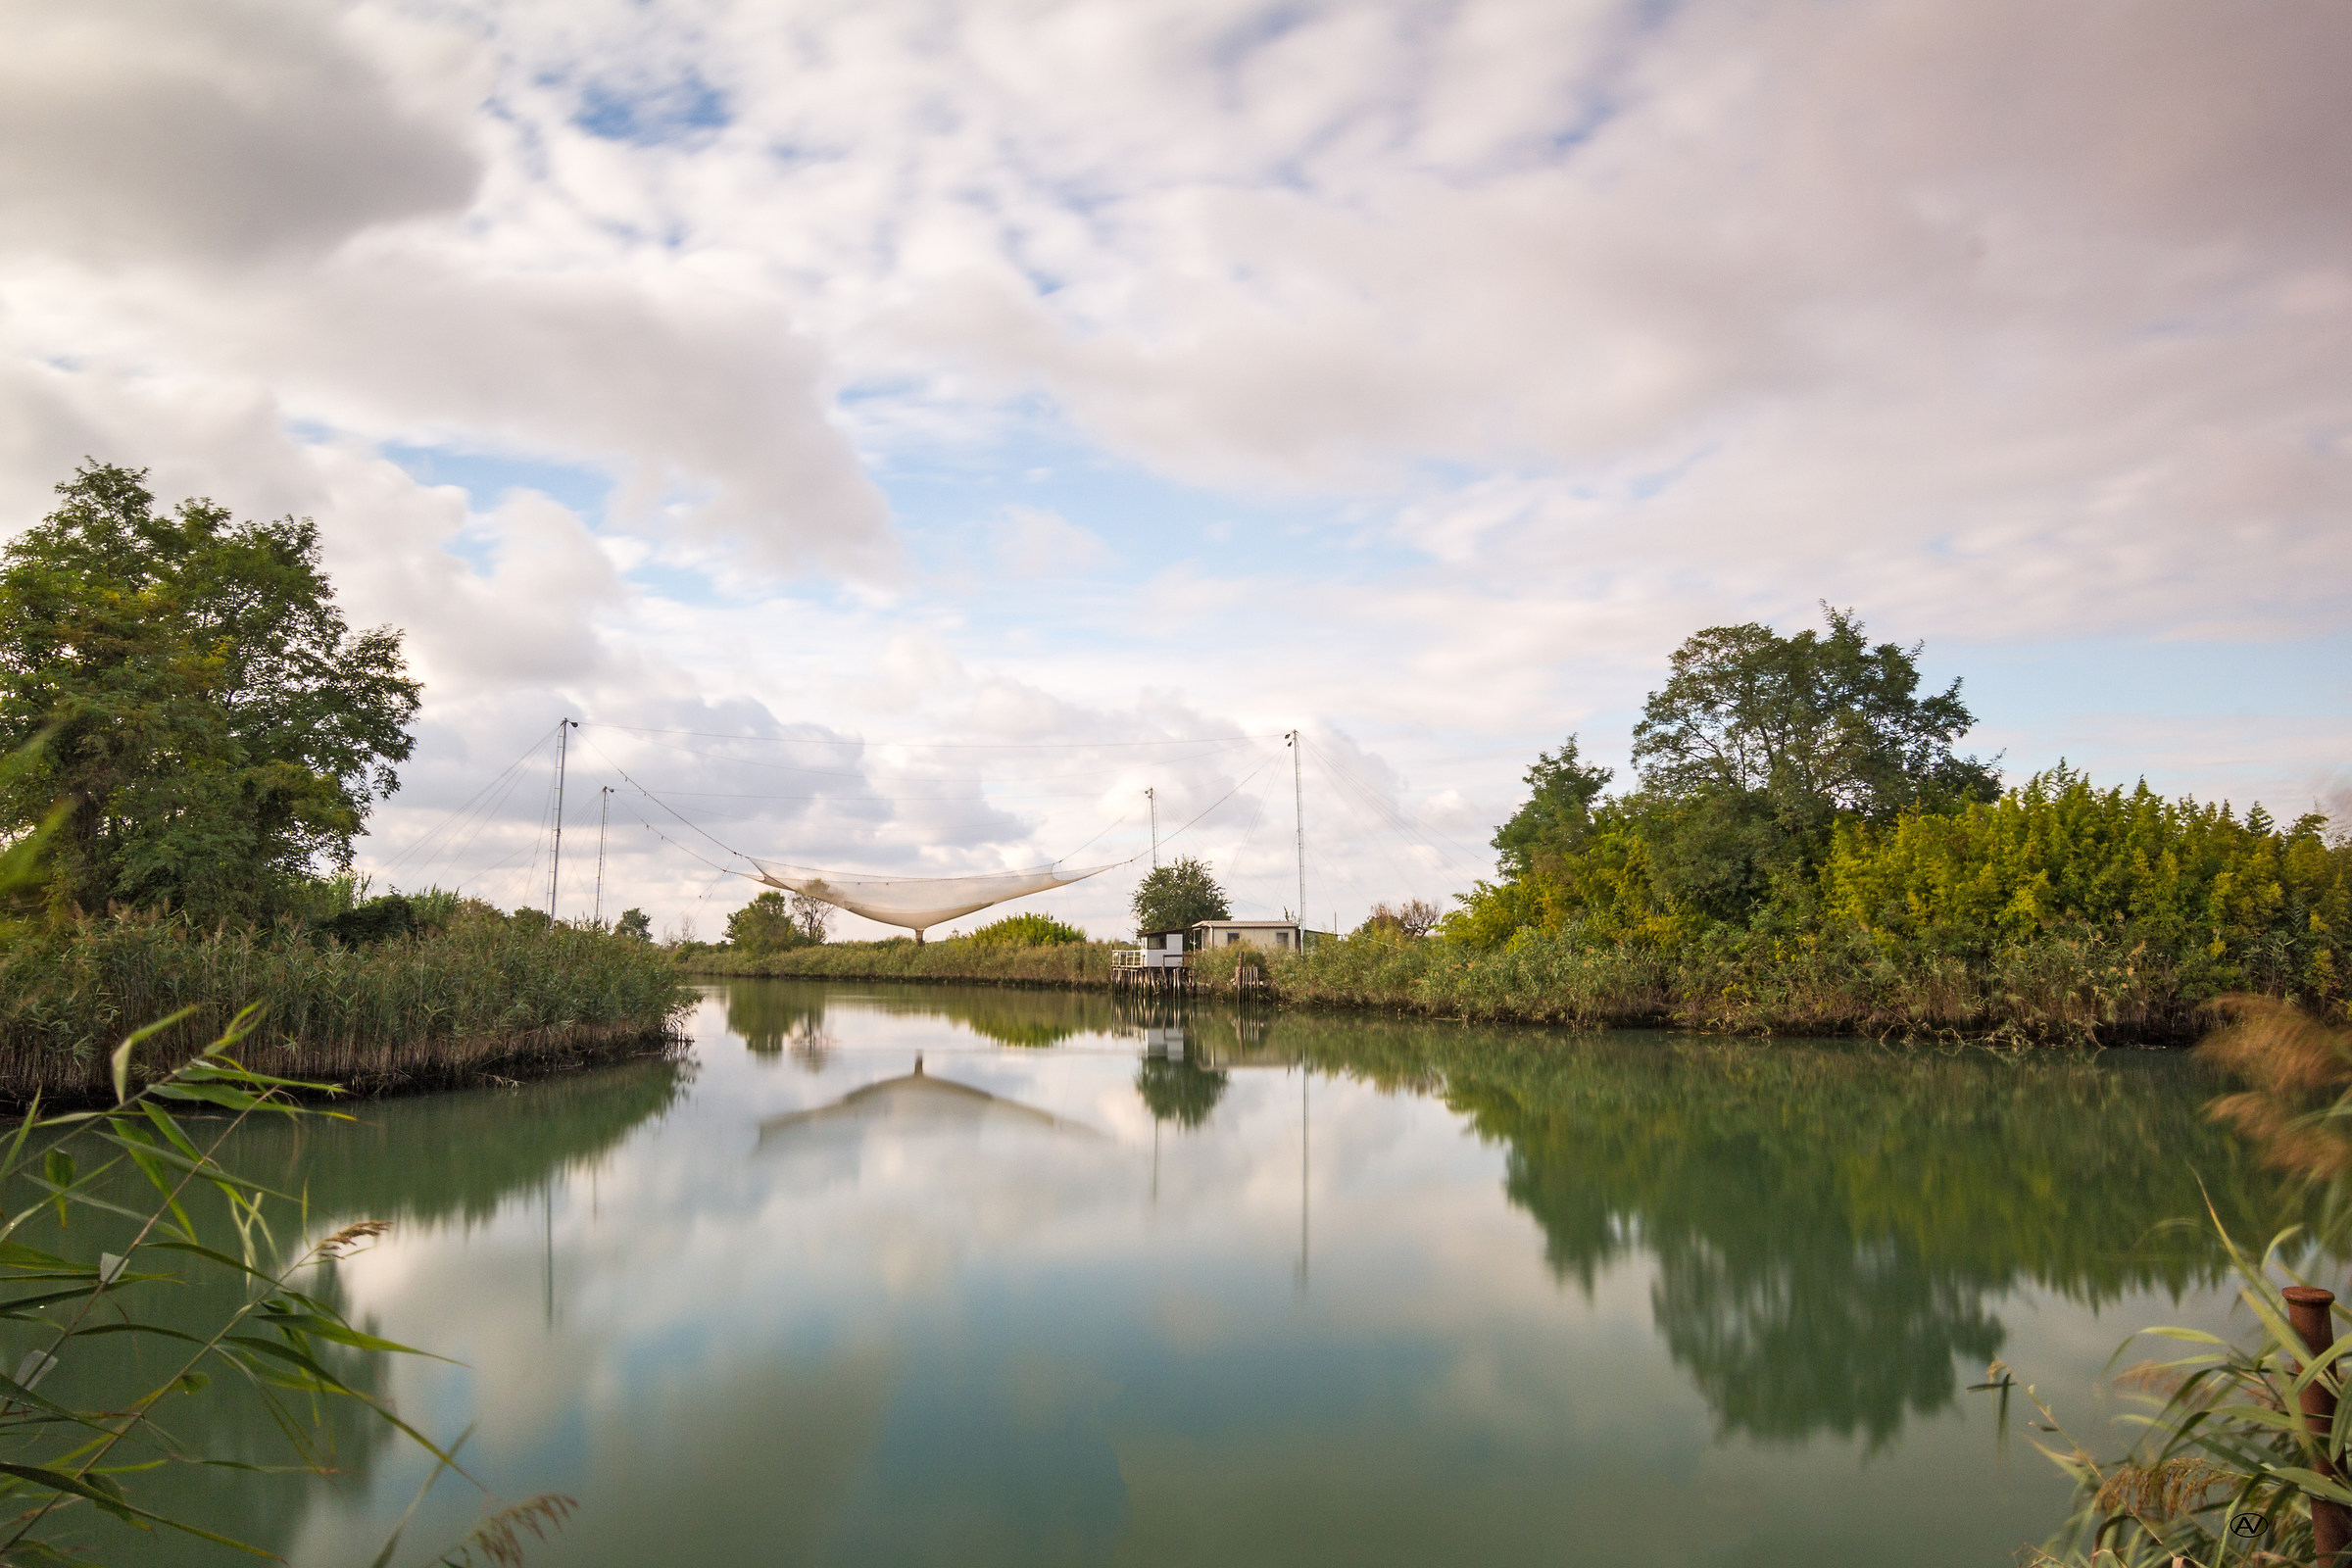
229 1054 691 1226
1134 1055 1230 1129
42 983 2308 1568
7 1055 691 1565
759 1054 1102 1146
727 985 837 1069
763 985 2286 1446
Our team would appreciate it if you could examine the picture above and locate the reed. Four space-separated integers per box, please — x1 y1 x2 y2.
0 907 691 1103
685 937 1120 988
0 1008 579 1564
684 923 2222 1044
2002 999 2352 1563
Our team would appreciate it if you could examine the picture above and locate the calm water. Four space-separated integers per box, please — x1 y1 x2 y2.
62 982 2302 1566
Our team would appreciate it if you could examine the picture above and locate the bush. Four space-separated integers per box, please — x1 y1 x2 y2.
966 911 1087 947
318 893 420 946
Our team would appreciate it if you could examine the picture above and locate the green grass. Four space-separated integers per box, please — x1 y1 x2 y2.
685 922 2259 1045
0 907 692 1102
684 936 1121 987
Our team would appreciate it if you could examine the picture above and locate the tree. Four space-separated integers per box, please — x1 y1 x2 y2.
1492 736 1614 879
787 887 836 943
0 464 420 919
1135 1056 1230 1129
726 890 808 954
1629 607 1997 919
1131 856 1230 933
1358 898 1443 938
614 907 653 941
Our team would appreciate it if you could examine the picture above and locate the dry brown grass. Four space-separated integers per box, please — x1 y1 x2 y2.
2091 1456 2236 1521
2200 994 2352 1179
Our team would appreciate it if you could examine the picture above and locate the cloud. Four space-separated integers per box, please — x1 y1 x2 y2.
0 0 482 265
3 0 2344 930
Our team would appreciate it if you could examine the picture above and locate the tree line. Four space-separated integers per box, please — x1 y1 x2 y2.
1442 607 2346 1032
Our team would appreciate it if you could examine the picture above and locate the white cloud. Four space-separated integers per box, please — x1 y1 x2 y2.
3 0 2344 930
0 0 482 266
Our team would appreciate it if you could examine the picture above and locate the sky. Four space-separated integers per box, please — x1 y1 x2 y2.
4 0 2347 939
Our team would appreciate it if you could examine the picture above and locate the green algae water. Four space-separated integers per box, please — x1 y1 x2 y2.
74 982 2307 1566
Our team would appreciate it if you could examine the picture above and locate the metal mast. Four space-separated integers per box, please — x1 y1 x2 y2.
547 718 577 916
593 785 612 923
1147 787 1158 868
1288 729 1304 924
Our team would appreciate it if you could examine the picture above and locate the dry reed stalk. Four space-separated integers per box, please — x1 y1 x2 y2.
2200 996 2352 1179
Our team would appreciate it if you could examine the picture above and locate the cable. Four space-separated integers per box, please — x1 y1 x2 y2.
616 787 1112 803
1306 737 1494 870
1222 760 1284 878
590 731 1146 880
564 736 1244 786
372 723 562 881
1154 758 1278 851
580 731 1264 780
581 721 1282 750
583 735 760 866
610 791 747 879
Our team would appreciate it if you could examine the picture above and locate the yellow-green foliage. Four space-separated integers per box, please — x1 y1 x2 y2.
1819 768 2348 1004
1443 802 1688 951
964 911 1088 947
1437 768 2348 1041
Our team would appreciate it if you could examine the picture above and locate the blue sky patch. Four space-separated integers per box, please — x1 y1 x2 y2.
384 442 615 523
576 74 730 145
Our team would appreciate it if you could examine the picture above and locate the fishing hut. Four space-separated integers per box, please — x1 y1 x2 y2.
1112 928 1198 993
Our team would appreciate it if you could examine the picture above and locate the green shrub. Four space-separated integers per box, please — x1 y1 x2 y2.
965 911 1087 947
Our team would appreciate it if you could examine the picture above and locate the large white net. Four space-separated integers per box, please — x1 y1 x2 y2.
746 858 1123 939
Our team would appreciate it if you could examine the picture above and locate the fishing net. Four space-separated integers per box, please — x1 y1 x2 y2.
745 858 1123 939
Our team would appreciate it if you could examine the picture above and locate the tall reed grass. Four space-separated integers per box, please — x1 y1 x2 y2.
0 908 690 1102
690 922 2217 1043
688 937 1120 988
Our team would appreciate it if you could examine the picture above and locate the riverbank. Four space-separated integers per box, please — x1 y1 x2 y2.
689 939 1124 990
686 920 2280 1045
0 909 693 1105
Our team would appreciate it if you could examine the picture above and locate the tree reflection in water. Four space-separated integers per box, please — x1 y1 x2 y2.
1370 1030 2290 1446
724 985 837 1069
1135 1054 1230 1129
819 979 2295 1446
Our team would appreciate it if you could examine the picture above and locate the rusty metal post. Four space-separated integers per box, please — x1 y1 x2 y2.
2286 1285 2350 1566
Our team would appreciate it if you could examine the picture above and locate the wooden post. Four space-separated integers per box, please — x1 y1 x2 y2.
2286 1284 2350 1566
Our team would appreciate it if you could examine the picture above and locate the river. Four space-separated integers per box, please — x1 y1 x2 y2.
75 980 2299 1566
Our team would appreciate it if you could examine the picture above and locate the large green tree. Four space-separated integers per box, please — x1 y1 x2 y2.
0 463 420 919
1491 735 1614 880
725 890 808 953
1132 856 1231 933
1629 606 1996 919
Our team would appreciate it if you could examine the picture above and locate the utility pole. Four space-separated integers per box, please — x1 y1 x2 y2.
593 785 612 923
1147 787 1157 868
1288 729 1304 935
547 718 577 917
